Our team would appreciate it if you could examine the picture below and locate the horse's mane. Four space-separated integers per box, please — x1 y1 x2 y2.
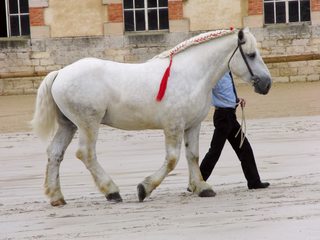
154 28 236 59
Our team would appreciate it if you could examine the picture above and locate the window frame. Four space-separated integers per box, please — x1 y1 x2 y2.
263 0 311 25
2 0 30 37
123 0 169 32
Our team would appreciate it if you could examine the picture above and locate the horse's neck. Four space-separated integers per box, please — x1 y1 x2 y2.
174 34 238 92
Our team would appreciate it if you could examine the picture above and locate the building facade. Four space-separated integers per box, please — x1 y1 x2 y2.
0 0 319 94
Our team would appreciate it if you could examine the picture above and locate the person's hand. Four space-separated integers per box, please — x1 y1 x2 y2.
238 98 246 108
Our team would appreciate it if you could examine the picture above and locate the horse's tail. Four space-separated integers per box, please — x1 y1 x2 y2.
31 70 59 140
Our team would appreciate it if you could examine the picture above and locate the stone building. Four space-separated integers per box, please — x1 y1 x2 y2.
0 0 319 94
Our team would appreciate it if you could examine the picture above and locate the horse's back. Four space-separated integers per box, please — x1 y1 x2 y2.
50 57 210 131
50 58 167 130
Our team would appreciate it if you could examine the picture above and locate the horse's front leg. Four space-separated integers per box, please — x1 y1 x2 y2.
137 127 183 202
184 124 216 197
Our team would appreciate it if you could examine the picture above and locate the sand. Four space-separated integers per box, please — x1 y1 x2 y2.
1 82 320 239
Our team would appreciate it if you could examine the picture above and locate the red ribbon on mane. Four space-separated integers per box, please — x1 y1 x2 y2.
155 27 234 102
156 55 173 101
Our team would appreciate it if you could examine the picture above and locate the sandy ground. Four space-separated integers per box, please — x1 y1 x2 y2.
1 82 320 239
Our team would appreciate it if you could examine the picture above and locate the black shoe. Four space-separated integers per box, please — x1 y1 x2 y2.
248 182 270 189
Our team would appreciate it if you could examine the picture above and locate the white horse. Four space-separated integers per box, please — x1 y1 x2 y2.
32 28 271 206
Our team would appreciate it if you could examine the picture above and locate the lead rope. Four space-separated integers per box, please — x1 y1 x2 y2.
214 96 247 149
235 103 246 148
228 42 247 148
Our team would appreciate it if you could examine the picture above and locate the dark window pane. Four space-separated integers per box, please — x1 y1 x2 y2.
20 0 29 13
0 0 8 37
148 9 158 30
159 8 168 29
289 1 299 22
21 14 30 35
135 0 144 8
264 2 274 24
135 10 145 30
124 11 134 31
148 0 157 8
301 1 311 21
10 15 20 36
9 0 18 14
124 0 133 9
276 2 286 23
159 0 168 7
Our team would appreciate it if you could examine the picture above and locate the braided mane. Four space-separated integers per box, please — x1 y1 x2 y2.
154 28 236 101
155 28 236 59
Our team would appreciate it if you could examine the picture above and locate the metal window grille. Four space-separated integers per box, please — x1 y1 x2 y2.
264 0 310 24
123 0 169 32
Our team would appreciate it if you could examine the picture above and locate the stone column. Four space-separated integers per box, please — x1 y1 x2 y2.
29 0 50 39
168 0 189 32
103 0 124 36
243 0 263 27
311 0 320 25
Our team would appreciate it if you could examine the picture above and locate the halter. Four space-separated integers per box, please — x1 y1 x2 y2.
228 37 261 89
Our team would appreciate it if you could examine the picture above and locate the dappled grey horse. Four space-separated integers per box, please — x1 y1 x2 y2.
32 28 271 206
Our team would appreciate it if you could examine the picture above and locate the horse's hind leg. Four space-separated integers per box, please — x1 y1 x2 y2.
76 124 122 202
137 128 183 202
45 115 77 206
184 124 215 197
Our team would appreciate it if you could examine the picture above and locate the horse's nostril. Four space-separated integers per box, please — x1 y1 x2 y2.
267 81 272 91
264 82 271 94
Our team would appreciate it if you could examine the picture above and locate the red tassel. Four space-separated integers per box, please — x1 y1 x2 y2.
156 56 173 101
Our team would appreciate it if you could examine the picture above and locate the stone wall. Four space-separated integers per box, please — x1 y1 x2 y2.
252 25 320 83
183 0 245 31
1 24 320 95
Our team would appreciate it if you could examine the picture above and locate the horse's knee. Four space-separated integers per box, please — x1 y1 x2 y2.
167 157 177 172
76 148 95 165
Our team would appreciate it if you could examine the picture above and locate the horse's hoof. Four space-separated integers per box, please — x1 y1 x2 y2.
106 192 123 203
199 189 216 197
137 184 147 202
51 198 66 206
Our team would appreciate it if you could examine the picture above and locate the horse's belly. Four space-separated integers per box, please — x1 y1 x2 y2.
101 108 161 130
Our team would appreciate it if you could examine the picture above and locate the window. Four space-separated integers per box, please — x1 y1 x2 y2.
264 0 310 24
123 0 169 32
0 0 30 37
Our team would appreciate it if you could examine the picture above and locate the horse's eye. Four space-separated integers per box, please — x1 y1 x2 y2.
247 52 256 59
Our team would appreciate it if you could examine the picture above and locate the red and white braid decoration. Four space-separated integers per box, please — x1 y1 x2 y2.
156 28 236 101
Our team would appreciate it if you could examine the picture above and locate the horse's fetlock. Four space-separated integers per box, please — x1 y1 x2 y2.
98 181 114 194
45 186 58 197
167 157 177 172
76 149 84 160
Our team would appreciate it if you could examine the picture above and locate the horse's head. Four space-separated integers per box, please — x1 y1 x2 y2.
229 28 272 95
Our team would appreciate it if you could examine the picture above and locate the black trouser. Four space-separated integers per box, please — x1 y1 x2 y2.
200 108 261 187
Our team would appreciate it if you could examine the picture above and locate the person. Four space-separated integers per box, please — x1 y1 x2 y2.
200 71 270 189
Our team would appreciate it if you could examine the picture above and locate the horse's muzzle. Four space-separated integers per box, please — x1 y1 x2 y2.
252 75 272 95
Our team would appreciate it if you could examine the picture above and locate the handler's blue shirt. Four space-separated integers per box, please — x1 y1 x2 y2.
212 72 237 109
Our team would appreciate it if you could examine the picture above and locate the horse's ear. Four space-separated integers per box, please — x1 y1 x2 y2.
238 29 245 44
